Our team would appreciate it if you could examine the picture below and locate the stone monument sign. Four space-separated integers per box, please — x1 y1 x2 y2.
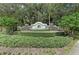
30 22 48 30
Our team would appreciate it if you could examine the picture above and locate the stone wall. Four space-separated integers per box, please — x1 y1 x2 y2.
17 23 62 31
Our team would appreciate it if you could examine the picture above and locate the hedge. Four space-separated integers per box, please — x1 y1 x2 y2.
0 34 72 48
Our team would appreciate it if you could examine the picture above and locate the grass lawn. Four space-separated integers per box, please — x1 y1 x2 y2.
0 32 76 55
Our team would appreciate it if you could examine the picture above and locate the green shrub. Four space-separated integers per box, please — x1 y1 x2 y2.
0 16 18 34
0 34 72 48
15 31 64 37
0 16 17 26
19 32 55 37
58 12 79 39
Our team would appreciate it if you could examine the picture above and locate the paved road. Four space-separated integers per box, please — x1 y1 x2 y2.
69 41 79 55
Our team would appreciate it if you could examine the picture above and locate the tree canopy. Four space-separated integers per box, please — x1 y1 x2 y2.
58 12 79 39
0 3 78 26
0 3 78 35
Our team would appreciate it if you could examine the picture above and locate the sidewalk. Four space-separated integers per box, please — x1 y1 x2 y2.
69 41 79 55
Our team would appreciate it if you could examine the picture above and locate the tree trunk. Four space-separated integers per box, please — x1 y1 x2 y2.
49 13 51 30
71 30 75 40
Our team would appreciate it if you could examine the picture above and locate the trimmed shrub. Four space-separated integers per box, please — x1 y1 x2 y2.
15 31 65 37
0 34 72 48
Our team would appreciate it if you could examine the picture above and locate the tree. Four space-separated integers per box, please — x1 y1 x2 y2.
0 3 78 30
58 12 79 39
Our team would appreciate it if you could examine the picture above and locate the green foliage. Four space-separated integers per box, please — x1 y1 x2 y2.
16 31 64 37
0 34 72 48
0 16 18 34
0 3 78 25
59 12 79 30
58 12 79 39
0 17 17 26
17 31 55 37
